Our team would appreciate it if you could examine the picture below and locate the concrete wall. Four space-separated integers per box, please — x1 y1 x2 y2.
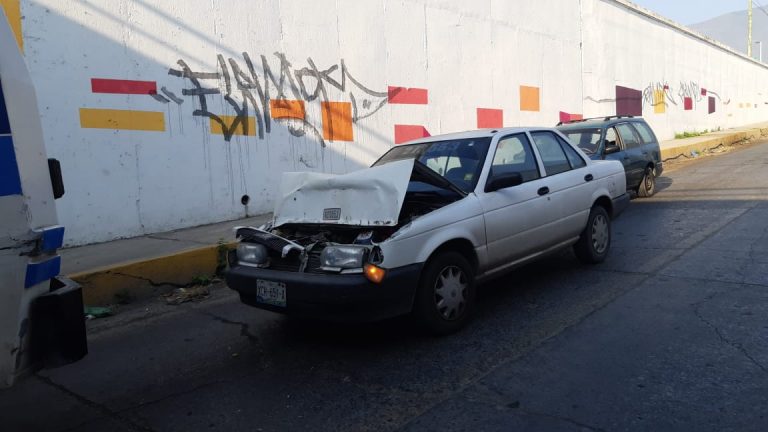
1 0 766 245
582 0 768 140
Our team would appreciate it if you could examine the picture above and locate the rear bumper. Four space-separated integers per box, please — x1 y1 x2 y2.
655 161 664 176
611 193 630 219
225 263 423 322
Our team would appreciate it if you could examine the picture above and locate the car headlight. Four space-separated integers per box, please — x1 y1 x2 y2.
237 243 269 267
320 245 368 270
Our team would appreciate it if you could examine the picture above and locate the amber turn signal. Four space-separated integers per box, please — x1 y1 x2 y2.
364 264 386 284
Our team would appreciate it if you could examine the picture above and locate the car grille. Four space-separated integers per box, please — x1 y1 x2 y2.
264 249 324 273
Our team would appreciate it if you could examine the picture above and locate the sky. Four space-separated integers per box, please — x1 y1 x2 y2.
630 0 749 25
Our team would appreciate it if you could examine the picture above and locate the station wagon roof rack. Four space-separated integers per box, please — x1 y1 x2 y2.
556 115 635 126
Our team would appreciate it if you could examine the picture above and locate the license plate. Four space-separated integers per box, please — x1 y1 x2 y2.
256 279 287 307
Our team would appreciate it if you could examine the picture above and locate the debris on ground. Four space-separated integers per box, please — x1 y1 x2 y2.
163 285 211 305
84 306 113 320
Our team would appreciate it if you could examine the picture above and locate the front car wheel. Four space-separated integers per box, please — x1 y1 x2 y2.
413 251 476 335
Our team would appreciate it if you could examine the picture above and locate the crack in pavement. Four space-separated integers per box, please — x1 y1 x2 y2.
36 374 158 432
107 271 190 289
692 293 768 375
199 311 260 345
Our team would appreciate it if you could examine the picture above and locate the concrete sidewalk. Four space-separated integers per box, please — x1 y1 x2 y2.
659 120 768 161
65 121 768 306
63 214 272 305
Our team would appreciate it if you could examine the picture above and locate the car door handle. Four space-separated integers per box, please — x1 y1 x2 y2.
584 174 594 182
538 187 549 196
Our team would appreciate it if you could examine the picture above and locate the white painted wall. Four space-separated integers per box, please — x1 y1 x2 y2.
582 0 768 140
9 0 768 245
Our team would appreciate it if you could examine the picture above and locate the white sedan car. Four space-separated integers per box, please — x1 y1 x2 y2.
226 128 628 334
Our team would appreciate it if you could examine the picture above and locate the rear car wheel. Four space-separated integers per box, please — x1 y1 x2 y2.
637 166 656 198
574 205 611 264
413 251 476 335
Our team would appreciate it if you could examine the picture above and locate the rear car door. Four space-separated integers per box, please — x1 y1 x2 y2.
530 131 593 240
631 121 661 170
478 133 555 269
615 123 646 187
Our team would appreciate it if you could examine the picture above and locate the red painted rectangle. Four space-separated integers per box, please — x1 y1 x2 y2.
92 78 158 95
684 97 693 110
559 111 583 123
388 86 428 104
394 125 430 144
477 108 503 128
701 88 707 96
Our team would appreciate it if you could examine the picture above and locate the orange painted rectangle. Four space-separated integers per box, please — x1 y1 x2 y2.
520 86 540 112
79 108 165 131
209 115 256 136
0 0 23 52
321 102 353 142
270 99 305 120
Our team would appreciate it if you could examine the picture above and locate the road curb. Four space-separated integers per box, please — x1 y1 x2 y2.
661 127 768 161
70 243 235 306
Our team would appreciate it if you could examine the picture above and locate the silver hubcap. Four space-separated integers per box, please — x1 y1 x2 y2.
645 169 655 191
434 266 467 321
592 214 609 254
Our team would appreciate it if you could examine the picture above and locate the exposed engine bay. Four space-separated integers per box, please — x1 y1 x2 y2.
233 161 465 273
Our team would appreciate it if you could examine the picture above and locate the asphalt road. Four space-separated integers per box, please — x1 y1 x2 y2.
2 141 768 432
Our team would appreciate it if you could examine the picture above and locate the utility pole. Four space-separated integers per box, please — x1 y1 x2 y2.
749 0 753 57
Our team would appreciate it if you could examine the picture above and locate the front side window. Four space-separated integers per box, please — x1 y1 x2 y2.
605 127 618 147
531 131 571 176
489 133 540 183
616 123 641 149
374 137 492 193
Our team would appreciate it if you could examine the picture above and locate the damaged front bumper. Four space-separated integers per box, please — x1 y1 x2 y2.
225 263 422 322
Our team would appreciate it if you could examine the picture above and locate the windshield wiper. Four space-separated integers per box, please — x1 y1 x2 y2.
412 161 468 197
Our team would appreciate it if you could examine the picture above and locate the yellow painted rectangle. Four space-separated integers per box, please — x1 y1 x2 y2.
0 0 22 51
653 89 665 114
520 86 540 112
209 115 256 136
80 108 165 131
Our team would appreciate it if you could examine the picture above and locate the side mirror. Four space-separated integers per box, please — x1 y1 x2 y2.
604 143 620 155
485 172 523 192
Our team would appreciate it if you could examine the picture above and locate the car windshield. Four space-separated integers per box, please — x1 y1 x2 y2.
374 137 492 193
561 128 602 155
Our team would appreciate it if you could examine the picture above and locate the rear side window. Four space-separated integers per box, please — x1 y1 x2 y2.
490 133 540 182
616 123 641 149
531 131 571 176
557 135 587 169
632 122 657 145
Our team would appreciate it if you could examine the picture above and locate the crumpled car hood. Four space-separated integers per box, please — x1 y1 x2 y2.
273 159 415 227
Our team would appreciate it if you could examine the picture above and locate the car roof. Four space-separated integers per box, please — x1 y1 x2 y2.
556 116 647 130
401 127 560 145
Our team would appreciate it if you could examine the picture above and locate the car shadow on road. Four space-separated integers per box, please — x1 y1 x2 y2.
276 250 585 347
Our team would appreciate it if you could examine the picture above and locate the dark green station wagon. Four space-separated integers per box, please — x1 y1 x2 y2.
557 116 663 197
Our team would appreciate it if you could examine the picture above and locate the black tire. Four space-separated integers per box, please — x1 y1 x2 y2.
637 166 656 198
574 205 611 264
413 251 476 335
